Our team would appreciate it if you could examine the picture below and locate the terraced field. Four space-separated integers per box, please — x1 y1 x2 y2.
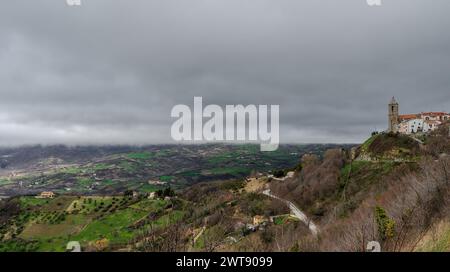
0 195 180 252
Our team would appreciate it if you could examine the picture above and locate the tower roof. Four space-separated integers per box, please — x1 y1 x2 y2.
390 96 398 104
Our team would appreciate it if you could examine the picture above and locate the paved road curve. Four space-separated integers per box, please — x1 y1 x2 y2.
263 189 318 236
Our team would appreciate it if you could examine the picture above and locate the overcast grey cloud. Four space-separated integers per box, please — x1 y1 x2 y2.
0 0 450 145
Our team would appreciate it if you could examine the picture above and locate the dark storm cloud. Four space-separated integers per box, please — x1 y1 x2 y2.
1 0 450 145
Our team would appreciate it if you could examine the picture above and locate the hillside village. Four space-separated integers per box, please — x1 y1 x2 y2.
388 97 450 135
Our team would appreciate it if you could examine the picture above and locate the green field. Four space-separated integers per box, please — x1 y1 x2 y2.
127 152 153 160
0 178 13 186
139 184 163 192
73 208 148 245
159 175 173 182
19 197 51 208
209 167 250 176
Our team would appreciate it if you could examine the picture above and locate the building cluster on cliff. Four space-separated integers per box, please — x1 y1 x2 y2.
388 97 449 135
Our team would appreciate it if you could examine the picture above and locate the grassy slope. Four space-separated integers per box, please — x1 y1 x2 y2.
415 221 450 252
359 133 421 161
309 134 422 219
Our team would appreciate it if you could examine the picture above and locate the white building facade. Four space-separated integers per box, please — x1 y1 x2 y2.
398 113 449 135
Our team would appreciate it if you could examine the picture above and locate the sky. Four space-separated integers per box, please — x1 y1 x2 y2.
0 0 450 146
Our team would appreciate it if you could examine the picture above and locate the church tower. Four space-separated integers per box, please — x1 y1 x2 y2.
388 97 399 133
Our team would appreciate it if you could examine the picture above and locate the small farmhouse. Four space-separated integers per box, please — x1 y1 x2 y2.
36 191 55 199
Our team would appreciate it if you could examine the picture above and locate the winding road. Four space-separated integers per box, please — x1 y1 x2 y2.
193 226 206 244
262 189 318 236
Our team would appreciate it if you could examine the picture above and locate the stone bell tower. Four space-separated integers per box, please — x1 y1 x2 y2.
388 97 399 133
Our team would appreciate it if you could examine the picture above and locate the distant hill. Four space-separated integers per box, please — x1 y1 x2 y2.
0 144 353 197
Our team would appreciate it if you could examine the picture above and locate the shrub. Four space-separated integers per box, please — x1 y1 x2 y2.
375 206 396 241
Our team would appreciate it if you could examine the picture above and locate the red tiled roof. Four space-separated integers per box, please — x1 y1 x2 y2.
399 114 420 120
421 112 449 116
399 112 450 121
